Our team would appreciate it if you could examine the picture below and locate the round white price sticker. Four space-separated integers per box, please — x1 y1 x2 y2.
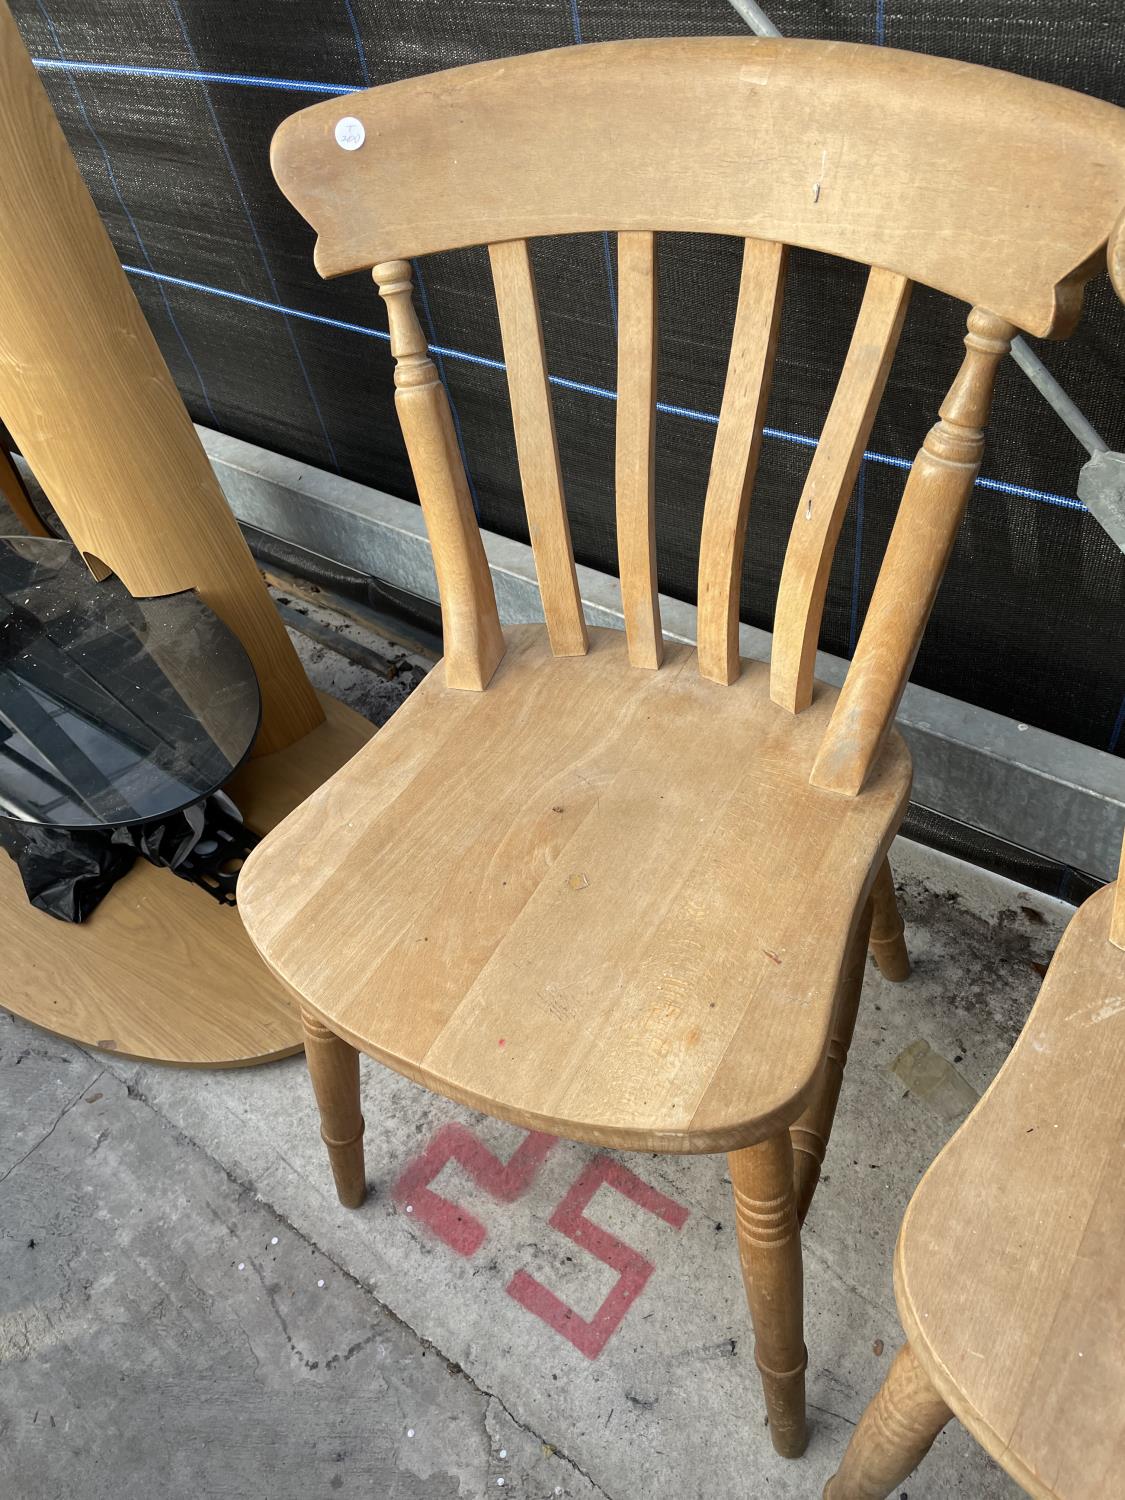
334 116 365 151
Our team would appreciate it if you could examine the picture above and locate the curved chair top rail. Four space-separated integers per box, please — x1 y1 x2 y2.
272 36 1125 337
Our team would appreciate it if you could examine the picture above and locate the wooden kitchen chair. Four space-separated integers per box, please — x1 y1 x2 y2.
824 834 1125 1499
238 39 1125 1458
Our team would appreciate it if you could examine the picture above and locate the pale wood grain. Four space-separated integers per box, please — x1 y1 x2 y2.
730 1131 808 1457
373 260 506 690
0 694 373 1068
886 877 1125 1500
696 238 786 685
0 444 50 536
301 1007 366 1207
489 239 588 657
811 308 1015 796
239 626 910 1153
271 39 1125 336
615 231 663 669
771 269 911 713
1111 829 1124 950
0 4 321 754
823 1343 951 1499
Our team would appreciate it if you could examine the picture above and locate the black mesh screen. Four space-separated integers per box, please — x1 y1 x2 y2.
10 1 1124 757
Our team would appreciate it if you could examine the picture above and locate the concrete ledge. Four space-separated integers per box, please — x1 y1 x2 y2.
199 424 1124 881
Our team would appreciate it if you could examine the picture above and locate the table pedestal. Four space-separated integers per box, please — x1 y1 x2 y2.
0 694 373 1066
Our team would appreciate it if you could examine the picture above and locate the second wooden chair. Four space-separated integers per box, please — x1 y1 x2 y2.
825 835 1125 1499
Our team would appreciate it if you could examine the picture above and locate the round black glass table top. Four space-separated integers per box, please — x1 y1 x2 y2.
0 538 261 829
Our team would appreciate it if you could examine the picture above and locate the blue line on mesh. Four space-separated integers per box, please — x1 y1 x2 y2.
849 461 867 652
601 232 619 333
165 0 341 473
1109 693 1125 754
875 0 887 46
31 4 219 426
340 0 371 87
33 56 359 95
123 267 393 335
118 265 1088 514
564 5 618 333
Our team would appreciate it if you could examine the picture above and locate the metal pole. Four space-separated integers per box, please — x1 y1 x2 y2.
723 0 1125 552
722 0 1125 551
724 0 781 37
1009 336 1106 456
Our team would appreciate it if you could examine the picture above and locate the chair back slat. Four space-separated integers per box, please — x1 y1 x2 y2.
489 237 588 657
771 268 912 714
696 238 787 686
811 308 1015 795
615 231 663 669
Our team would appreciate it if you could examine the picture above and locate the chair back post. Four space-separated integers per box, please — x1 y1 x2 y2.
373 259 505 690
810 307 1015 796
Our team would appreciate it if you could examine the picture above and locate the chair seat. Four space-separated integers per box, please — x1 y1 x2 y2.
895 881 1125 1500
239 626 911 1152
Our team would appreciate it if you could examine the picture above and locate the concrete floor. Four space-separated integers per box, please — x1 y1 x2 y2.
0 602 1074 1500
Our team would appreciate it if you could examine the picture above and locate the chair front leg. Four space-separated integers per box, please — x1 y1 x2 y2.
301 1006 367 1208
791 898 872 1222
729 1131 807 1457
823 1342 951 1499
868 856 910 981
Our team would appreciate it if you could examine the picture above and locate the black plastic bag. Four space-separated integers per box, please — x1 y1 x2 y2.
0 819 135 923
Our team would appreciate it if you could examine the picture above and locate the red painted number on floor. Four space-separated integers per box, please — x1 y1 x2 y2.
507 1154 690 1358
392 1122 557 1256
395 1124 691 1357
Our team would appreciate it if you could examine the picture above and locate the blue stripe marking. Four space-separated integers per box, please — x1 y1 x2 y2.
165 0 340 473
120 265 1088 513
565 2 618 330
875 0 887 46
31 5 218 426
600 232 619 332
33 56 358 95
340 0 371 87
1109 693 1125 754
849 461 867 652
